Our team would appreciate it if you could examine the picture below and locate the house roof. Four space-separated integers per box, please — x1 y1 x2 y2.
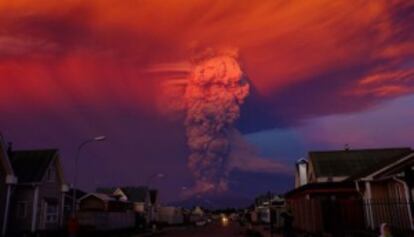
79 193 116 202
192 206 205 215
9 149 57 183
285 182 357 198
351 152 414 180
309 148 412 179
97 186 150 203
121 187 150 202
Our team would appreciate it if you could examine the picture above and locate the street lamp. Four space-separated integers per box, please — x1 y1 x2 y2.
145 173 165 223
72 136 106 216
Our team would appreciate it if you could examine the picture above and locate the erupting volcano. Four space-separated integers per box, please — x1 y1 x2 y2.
184 49 250 194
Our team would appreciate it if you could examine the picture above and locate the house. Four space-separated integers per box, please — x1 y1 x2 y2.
287 147 414 235
97 186 158 223
189 206 205 223
157 206 184 225
254 193 285 226
286 181 363 234
0 136 17 236
78 193 132 212
192 206 204 216
8 148 69 234
77 193 134 230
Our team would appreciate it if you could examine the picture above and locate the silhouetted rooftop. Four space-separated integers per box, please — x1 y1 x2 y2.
10 149 58 183
309 147 412 178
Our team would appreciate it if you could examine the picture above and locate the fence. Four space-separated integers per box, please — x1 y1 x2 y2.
367 199 413 232
78 211 135 231
288 198 414 236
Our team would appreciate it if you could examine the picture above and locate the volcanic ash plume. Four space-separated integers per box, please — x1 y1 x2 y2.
184 50 250 194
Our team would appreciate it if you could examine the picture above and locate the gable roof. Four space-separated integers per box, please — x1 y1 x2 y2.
79 193 117 202
309 147 412 179
351 152 414 180
97 186 150 203
9 149 58 183
120 186 150 203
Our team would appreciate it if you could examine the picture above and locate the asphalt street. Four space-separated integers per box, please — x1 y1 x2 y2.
154 223 248 237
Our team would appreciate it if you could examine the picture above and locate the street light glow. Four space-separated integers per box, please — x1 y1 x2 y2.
93 136 106 141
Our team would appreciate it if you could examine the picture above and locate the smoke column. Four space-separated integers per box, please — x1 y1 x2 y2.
184 49 250 194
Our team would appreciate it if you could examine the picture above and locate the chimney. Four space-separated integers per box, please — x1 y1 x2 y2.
7 142 12 157
296 159 308 187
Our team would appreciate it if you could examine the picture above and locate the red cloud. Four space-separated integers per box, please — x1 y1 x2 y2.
0 0 413 129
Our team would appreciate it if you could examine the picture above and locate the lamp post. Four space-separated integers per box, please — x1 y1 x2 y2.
145 173 165 223
72 136 106 216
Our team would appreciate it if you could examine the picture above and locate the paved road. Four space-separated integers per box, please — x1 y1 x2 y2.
159 223 247 237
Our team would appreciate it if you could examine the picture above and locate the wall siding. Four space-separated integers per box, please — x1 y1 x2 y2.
369 180 412 230
9 187 35 232
9 158 65 233
0 168 7 235
37 159 63 230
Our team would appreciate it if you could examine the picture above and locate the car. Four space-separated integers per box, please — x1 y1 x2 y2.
195 219 207 226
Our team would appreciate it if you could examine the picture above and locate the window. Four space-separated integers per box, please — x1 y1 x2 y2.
16 202 27 219
64 204 72 213
45 203 58 224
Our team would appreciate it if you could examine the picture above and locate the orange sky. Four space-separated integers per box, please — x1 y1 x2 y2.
1 0 413 107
